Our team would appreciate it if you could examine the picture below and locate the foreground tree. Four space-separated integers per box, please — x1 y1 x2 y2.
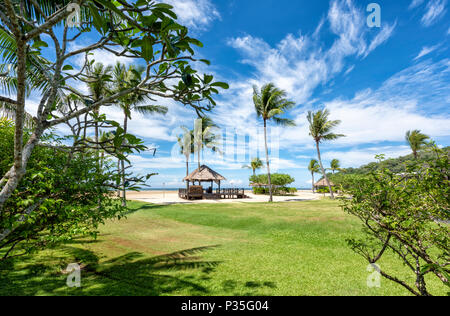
307 109 345 199
405 130 430 159
308 159 320 193
253 83 295 202
343 149 449 296
0 1 228 256
242 157 264 176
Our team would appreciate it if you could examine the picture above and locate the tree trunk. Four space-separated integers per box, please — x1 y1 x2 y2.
198 149 201 170
316 141 334 199
121 114 128 207
264 120 273 203
311 172 315 193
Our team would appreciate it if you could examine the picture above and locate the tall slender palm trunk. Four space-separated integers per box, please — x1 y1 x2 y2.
311 172 315 193
315 141 334 199
264 120 273 202
198 149 201 170
120 113 128 207
185 157 189 189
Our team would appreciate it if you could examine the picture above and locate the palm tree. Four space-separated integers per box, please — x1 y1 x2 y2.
405 130 430 159
242 157 264 176
112 63 168 205
308 159 320 193
253 83 295 202
307 109 345 199
177 127 194 178
84 63 113 164
330 159 341 174
193 116 221 170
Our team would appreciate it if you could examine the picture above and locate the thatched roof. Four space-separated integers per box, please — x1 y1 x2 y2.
184 165 226 184
314 179 335 187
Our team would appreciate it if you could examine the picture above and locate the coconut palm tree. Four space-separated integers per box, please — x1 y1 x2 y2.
177 127 194 178
253 83 295 202
308 159 320 193
242 157 264 176
112 63 168 205
307 109 345 199
84 63 113 162
193 116 221 170
330 159 341 174
405 130 430 159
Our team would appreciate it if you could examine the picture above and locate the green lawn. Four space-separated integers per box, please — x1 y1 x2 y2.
0 200 446 296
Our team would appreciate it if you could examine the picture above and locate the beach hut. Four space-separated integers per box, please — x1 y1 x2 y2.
314 179 335 191
178 165 246 200
179 165 226 200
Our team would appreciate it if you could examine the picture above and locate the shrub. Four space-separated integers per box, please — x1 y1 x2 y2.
0 121 129 259
342 148 449 296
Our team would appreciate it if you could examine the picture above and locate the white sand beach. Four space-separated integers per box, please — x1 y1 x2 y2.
127 190 328 205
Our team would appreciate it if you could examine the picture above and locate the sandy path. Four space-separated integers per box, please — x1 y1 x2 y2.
126 190 327 205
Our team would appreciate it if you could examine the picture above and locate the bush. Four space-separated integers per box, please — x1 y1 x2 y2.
316 187 330 193
0 120 128 259
252 187 268 195
250 173 295 187
342 148 449 296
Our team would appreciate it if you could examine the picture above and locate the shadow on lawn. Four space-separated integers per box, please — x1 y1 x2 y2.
0 245 221 296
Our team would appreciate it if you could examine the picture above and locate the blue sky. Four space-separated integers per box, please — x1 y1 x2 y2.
24 0 450 188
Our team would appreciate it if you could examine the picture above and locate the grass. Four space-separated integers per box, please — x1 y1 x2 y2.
0 200 447 296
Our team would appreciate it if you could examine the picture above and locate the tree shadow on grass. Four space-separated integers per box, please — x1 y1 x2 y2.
221 279 278 296
0 245 221 296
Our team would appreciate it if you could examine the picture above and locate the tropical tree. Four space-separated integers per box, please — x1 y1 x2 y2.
84 62 113 164
193 116 221 170
177 127 194 178
308 159 320 193
330 159 341 174
405 130 430 159
112 63 168 205
253 83 295 202
242 157 264 176
0 0 229 250
307 109 345 199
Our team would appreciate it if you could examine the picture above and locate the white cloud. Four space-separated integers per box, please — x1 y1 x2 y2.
276 59 450 150
421 0 447 26
322 146 412 167
227 0 395 105
409 0 425 9
160 0 220 30
414 44 440 60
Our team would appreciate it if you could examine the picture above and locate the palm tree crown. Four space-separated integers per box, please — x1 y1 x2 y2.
243 157 264 176
308 159 320 193
307 109 345 143
307 109 345 199
193 116 221 169
254 83 296 126
405 130 430 159
330 159 341 174
253 83 295 203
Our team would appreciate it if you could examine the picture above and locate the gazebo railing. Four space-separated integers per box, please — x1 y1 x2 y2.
178 188 247 200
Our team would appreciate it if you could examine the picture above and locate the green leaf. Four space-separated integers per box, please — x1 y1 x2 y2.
141 36 154 62
211 82 229 89
62 65 74 71
32 40 48 49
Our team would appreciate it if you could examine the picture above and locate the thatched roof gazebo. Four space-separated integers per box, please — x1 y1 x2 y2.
178 165 226 200
314 179 335 189
184 165 226 186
